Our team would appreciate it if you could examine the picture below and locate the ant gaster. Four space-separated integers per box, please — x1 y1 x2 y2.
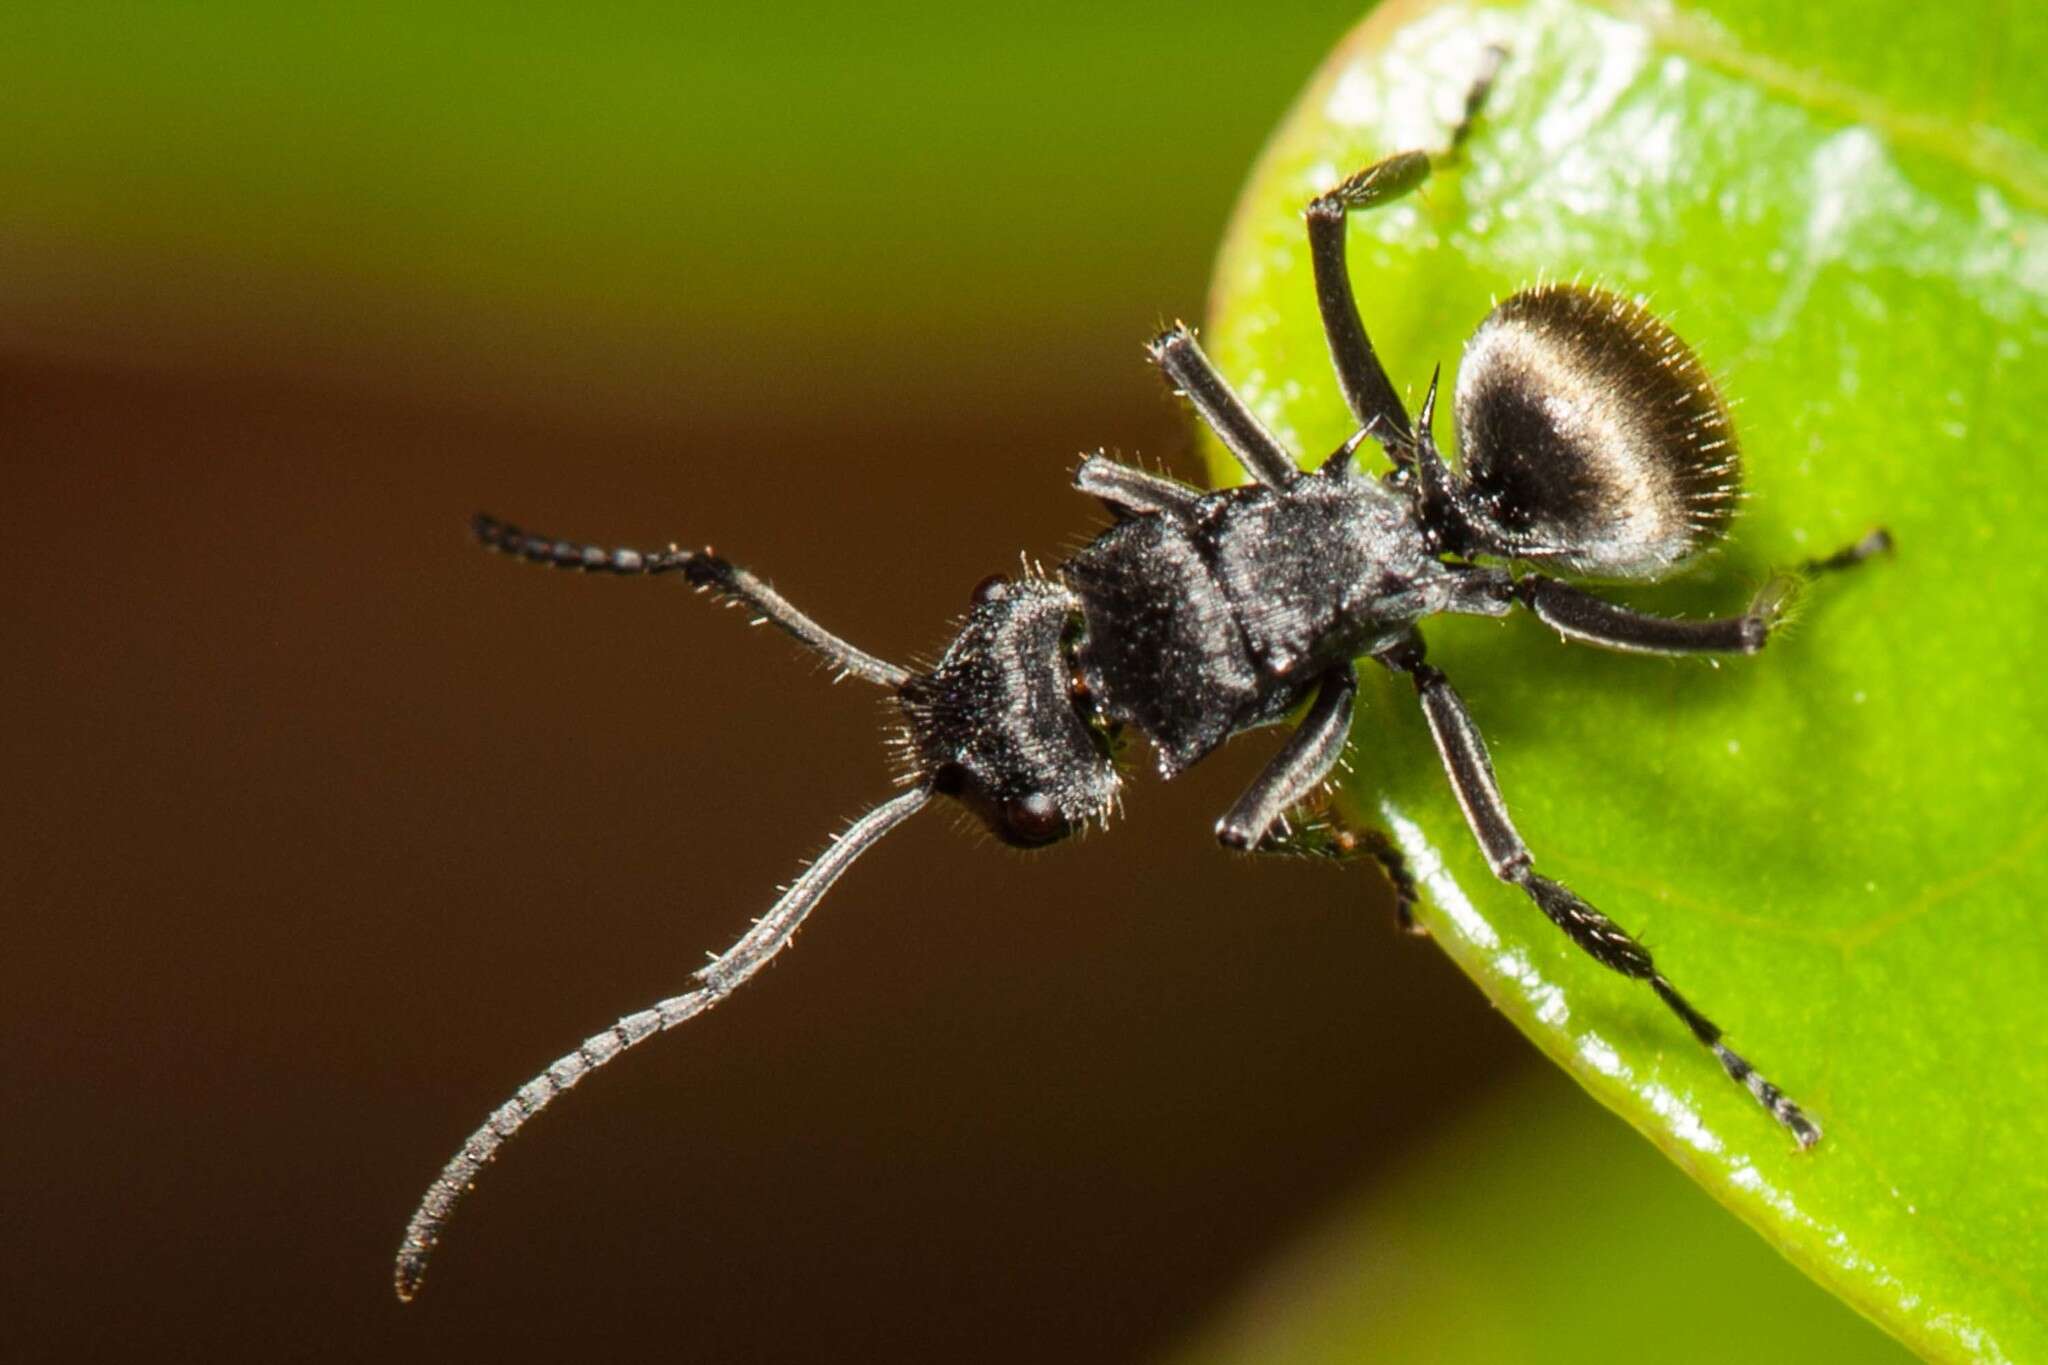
398 54 1890 1300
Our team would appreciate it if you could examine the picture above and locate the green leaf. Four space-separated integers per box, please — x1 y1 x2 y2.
1174 1069 1916 1364
1203 1 2048 1358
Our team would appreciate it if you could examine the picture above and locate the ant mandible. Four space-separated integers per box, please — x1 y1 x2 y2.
397 51 1889 1300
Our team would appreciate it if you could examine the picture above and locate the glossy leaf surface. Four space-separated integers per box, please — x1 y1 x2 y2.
1203 1 2047 1357
1175 1069 1916 1364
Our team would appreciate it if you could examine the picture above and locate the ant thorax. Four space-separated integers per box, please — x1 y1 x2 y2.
1065 467 1509 781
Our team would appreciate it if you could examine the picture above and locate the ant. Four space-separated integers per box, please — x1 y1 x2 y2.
397 53 1889 1300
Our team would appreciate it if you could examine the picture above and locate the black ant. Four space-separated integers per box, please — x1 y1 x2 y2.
397 54 1889 1300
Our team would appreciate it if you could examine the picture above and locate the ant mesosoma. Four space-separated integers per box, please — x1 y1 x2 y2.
397 55 1889 1300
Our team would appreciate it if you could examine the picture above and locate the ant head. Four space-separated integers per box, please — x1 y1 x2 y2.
899 575 1120 849
1447 284 1740 579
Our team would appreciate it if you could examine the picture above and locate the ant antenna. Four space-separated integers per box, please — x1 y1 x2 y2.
394 782 934 1301
473 514 910 687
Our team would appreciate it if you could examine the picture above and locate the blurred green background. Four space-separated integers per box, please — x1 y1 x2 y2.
0 4 1911 1361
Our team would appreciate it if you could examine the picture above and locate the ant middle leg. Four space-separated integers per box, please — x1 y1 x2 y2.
1215 665 1358 850
1208 670 1422 934
1146 325 1299 490
1510 527 1894 657
1374 631 1821 1148
1323 818 1427 936
1350 820 1426 935
1247 805 1428 937
1305 46 1505 452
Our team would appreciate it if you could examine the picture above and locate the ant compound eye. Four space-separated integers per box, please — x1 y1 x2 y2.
1453 284 1740 579
971 574 1010 605
1000 792 1069 847
930 762 969 797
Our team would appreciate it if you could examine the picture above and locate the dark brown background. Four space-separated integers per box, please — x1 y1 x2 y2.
5 335 1520 1362
0 6 1529 1360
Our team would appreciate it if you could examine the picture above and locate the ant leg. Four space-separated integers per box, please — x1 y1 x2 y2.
1306 156 1426 448
1375 632 1821 1148
1073 452 1203 518
1797 526 1896 575
1238 807 1426 934
1147 325 1300 490
1299 816 1427 934
1216 665 1357 849
1153 34 1497 496
1512 528 1893 657
473 514 910 687
1306 47 1505 452
1355 821 1427 934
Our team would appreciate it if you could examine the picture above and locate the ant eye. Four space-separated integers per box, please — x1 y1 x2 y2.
1000 792 1069 847
1453 284 1740 579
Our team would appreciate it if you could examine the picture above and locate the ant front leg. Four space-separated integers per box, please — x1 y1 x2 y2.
1513 528 1894 657
1306 46 1504 452
1374 631 1822 1148
1072 453 1204 519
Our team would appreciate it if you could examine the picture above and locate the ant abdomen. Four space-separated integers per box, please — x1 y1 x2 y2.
1453 283 1741 579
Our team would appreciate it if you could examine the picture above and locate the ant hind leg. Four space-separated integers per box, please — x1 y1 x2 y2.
1375 631 1822 1147
1510 527 1894 657
1305 46 1506 452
